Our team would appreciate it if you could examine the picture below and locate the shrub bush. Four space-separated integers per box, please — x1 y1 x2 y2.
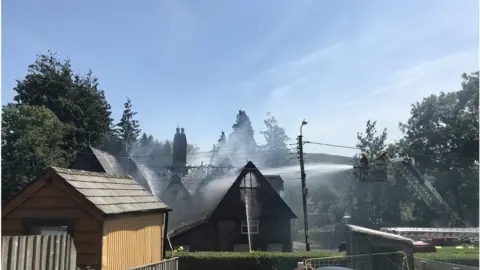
168 251 341 270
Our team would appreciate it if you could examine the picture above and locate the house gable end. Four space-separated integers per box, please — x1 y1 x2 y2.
211 161 296 220
3 168 104 223
51 174 105 223
2 169 52 217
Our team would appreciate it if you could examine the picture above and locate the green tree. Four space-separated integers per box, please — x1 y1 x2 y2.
347 120 390 227
398 71 479 226
116 98 141 153
261 113 290 167
12 52 113 151
229 110 257 163
139 133 151 148
187 144 199 155
2 105 72 200
163 140 173 160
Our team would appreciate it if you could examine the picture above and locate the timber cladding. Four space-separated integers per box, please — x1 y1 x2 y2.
2 178 103 269
102 213 164 270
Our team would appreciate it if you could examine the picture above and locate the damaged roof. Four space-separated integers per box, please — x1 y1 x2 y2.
169 161 297 238
69 147 153 193
164 174 192 195
53 167 170 215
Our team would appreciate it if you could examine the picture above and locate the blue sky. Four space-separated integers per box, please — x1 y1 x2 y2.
2 0 478 157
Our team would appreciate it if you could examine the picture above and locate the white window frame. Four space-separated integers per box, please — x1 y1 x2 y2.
241 219 259 234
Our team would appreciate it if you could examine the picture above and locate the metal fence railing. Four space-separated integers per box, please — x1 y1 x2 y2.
126 257 179 270
2 234 77 270
304 251 410 270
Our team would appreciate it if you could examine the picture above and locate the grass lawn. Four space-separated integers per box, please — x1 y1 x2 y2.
415 246 479 266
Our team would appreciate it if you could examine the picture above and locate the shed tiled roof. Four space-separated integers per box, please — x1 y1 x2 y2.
52 167 170 215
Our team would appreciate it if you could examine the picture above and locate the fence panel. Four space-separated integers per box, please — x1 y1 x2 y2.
126 257 179 270
1 234 77 270
305 252 410 270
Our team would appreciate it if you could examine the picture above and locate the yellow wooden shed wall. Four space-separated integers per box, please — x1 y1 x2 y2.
101 212 164 270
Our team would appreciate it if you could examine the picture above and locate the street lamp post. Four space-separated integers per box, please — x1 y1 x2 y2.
298 119 311 251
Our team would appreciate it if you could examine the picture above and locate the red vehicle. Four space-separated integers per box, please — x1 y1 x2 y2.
429 237 462 247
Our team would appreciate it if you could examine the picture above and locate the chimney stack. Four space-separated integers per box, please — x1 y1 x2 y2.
172 127 188 175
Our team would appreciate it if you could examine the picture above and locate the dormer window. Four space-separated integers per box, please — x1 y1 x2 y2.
240 172 259 188
240 172 260 217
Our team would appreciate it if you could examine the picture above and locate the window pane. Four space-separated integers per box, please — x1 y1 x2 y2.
240 173 258 188
241 220 260 234
32 226 68 235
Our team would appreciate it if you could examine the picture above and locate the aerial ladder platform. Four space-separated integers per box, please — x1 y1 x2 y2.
354 157 470 227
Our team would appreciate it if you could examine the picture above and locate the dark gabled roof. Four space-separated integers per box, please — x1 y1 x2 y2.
211 161 296 219
164 174 192 195
169 161 297 238
52 167 170 214
169 217 209 238
70 147 152 193
264 175 284 191
264 175 284 182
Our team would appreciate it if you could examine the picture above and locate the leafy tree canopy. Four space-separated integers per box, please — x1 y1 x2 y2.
13 51 113 151
2 104 72 200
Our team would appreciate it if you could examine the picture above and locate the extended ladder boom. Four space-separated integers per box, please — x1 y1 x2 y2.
389 158 469 227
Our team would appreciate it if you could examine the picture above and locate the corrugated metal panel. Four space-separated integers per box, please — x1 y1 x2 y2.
347 224 414 243
102 213 165 270
1 235 77 270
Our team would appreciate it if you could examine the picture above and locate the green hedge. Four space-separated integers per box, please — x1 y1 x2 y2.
168 251 342 270
167 249 480 270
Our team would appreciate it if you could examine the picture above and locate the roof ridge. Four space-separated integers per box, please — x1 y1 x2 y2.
67 179 137 184
51 167 132 179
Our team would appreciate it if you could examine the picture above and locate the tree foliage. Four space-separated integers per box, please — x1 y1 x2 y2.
261 113 290 167
345 121 390 227
13 51 112 151
1 105 72 200
228 110 257 164
116 97 141 153
396 71 479 225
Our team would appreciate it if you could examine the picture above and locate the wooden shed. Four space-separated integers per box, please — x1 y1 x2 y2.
2 167 171 270
345 224 414 270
